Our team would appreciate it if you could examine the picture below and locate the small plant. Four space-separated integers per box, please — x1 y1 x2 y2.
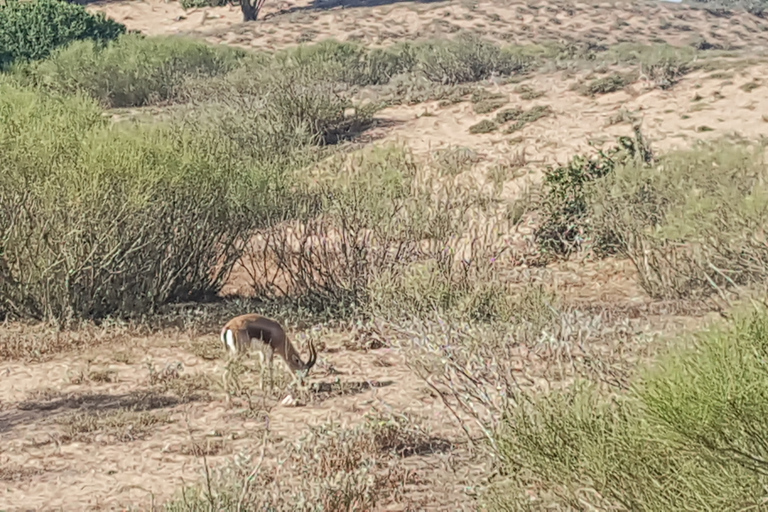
578 72 635 96
469 119 498 134
503 104 552 133
514 83 546 100
740 80 761 92
473 97 508 114
639 45 695 90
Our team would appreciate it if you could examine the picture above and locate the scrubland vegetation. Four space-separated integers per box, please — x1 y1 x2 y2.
2 0 768 509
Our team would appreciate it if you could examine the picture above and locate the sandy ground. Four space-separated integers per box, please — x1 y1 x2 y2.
88 0 768 51
2 0 768 509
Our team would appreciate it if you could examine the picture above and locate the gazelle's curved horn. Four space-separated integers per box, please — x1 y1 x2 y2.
304 338 317 372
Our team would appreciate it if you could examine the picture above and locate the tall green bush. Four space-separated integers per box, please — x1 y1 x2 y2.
0 84 289 323
489 307 768 510
12 33 246 107
0 0 125 69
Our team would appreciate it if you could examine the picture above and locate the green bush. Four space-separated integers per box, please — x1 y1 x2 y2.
640 308 768 476
534 128 653 257
270 39 416 86
0 84 291 323
0 0 125 69
185 61 376 147
489 307 768 510
268 36 529 87
415 34 530 84
12 33 246 107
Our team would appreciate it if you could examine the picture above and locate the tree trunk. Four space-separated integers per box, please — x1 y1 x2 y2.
240 0 259 21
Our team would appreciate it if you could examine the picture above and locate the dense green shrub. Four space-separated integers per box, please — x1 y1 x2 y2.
12 33 246 107
415 34 530 84
534 128 653 257
185 62 376 147
271 39 416 86
489 307 768 510
0 0 125 69
0 84 291 323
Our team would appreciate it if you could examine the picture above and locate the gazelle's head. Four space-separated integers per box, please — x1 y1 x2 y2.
285 337 317 374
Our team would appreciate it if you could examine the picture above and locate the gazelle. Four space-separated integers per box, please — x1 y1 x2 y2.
220 314 317 391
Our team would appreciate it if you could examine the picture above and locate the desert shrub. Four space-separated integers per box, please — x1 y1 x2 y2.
11 33 246 107
638 44 696 89
271 39 416 86
534 127 653 257
0 0 125 69
187 62 376 148
591 141 768 299
179 0 229 8
0 84 292 323
578 72 635 96
487 306 768 510
241 145 458 314
469 119 498 134
415 34 530 84
640 307 768 476
501 104 552 133
238 141 513 319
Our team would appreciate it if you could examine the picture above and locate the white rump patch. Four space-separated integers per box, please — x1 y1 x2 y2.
224 329 237 354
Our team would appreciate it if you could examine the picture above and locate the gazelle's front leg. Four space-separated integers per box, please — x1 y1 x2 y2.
257 345 275 392
266 345 275 392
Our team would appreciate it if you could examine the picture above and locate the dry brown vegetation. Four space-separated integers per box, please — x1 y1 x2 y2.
2 0 768 510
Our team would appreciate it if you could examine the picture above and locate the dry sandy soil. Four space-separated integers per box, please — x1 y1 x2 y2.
2 0 768 510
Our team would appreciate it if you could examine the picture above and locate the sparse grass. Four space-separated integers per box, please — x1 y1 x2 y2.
164 412 444 511
433 146 481 175
189 337 222 361
0 321 132 362
591 140 768 299
0 463 44 482
57 408 172 443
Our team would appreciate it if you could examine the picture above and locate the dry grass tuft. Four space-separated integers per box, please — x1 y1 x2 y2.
165 412 448 511
57 409 172 443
